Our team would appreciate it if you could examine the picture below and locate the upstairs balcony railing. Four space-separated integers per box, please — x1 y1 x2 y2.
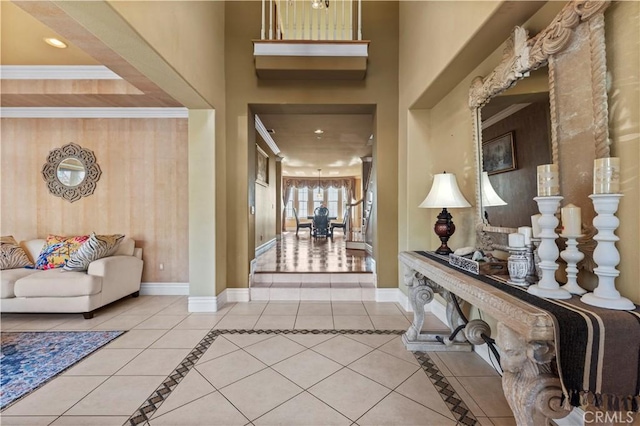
260 0 362 41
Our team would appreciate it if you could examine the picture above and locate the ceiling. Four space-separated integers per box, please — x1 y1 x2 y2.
3 3 372 178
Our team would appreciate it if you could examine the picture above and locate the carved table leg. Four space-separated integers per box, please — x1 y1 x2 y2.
402 268 472 352
497 323 570 425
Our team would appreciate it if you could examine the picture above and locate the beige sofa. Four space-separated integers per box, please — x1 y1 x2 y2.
1 237 143 319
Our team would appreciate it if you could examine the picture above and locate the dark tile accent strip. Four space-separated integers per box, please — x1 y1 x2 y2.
126 330 472 425
413 351 478 426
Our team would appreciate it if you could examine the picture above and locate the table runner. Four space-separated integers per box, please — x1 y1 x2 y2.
414 251 640 412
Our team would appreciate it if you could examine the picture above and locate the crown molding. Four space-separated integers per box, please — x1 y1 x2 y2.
0 65 121 80
255 114 281 155
482 103 531 129
0 107 189 118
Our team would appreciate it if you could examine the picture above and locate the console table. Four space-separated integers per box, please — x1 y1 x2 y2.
399 251 640 426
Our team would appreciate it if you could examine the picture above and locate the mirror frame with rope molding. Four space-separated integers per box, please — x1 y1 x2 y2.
470 0 611 272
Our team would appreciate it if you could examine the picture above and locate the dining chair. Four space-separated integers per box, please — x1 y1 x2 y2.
294 207 312 236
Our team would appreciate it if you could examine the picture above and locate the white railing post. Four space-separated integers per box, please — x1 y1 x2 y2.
261 0 266 40
269 0 273 40
317 6 320 40
293 0 297 39
284 0 289 40
302 1 306 39
357 0 362 40
342 0 345 40
325 7 329 40
333 1 337 40
349 0 353 40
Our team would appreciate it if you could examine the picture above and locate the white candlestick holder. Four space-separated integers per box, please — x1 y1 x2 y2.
529 196 571 299
581 194 635 310
560 234 586 295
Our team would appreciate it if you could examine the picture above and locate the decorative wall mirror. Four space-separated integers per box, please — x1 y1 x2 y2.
470 0 611 264
42 143 102 203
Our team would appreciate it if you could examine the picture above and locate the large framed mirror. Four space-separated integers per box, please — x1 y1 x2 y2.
42 143 102 203
470 0 611 263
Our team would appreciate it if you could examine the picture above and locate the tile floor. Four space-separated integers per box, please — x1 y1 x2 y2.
254 232 373 273
1 296 516 425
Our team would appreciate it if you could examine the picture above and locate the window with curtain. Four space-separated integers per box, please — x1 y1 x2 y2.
285 197 293 219
328 187 338 217
298 187 308 217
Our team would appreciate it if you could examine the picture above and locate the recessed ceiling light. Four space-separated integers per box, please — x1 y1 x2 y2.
43 38 67 49
314 129 324 135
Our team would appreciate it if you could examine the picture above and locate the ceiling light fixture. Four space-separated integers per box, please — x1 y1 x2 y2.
314 129 324 134
311 0 329 9
315 169 324 200
43 37 67 49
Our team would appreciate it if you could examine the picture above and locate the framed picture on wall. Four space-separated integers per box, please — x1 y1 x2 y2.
482 131 517 175
256 145 269 186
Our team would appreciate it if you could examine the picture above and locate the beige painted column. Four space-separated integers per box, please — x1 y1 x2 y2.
188 109 218 312
275 156 283 237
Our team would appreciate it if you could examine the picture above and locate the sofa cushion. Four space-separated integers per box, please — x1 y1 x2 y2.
1 268 39 298
64 233 124 272
113 237 135 256
14 269 102 298
34 235 89 270
0 236 33 270
22 239 45 264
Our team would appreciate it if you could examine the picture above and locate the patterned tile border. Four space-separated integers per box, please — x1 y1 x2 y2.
414 351 478 425
126 329 476 425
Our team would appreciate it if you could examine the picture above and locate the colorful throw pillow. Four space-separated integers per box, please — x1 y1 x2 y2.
63 233 124 272
0 236 33 270
34 235 89 270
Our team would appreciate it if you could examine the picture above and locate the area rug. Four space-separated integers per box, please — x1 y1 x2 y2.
0 330 124 409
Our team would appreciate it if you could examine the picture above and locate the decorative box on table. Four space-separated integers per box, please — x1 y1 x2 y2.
448 254 508 276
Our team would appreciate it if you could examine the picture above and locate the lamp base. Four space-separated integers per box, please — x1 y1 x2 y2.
434 208 455 255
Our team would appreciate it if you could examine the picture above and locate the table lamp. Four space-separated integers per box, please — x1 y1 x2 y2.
481 171 507 224
419 172 471 255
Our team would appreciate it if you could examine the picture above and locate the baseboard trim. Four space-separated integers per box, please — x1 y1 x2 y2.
140 282 189 296
188 296 218 312
430 299 446 324
225 288 250 303
255 238 277 257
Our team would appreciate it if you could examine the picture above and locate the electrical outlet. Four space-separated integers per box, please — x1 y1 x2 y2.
159 263 164 271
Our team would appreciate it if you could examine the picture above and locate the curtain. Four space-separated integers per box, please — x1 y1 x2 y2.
283 177 353 191
282 185 293 230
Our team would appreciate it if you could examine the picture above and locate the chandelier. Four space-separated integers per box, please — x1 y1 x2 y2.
311 0 330 10
315 169 324 200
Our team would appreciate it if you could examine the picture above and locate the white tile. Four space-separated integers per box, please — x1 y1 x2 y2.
332 316 374 330
272 350 343 389
195 350 267 389
361 287 376 301
253 273 272 284
133 315 187 330
115 348 191 376
50 416 130 425
358 274 375 284
271 273 302 283
3 376 107 416
254 391 351 426
330 273 359 283
250 287 270 301
64 348 142 376
330 288 361 301
218 369 303 421
358 391 456 425
253 315 296 330
243 335 306 365
151 391 248 425
151 370 216 418
330 281 361 288
331 302 367 316
312 335 372 366
0 416 58 425
66 376 165 416
294 315 334 330
270 288 301 300
262 302 299 316
213 315 260 330
349 350 419 389
300 288 331 300
227 302 267 316
149 329 209 349
301 281 331 288
270 282 302 288
300 274 331 284
106 329 167 349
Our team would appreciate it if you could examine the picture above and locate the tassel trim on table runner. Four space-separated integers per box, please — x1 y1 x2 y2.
563 390 640 412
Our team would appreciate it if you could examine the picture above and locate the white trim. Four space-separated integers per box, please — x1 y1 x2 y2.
255 238 277 257
0 65 122 80
216 291 228 311
482 103 531 129
553 408 584 426
226 288 251 302
253 42 367 57
397 289 411 312
255 115 281 155
188 296 219 313
1 107 189 119
140 282 189 296
375 288 399 303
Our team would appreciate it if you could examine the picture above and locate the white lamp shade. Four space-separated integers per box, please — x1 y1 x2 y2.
481 172 507 207
419 173 471 209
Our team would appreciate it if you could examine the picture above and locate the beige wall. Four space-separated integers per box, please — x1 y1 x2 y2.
225 1 399 288
606 0 640 304
399 0 640 304
0 118 188 284
108 1 228 295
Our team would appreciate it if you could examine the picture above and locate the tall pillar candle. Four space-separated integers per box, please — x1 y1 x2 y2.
508 233 525 248
561 204 582 236
593 157 620 194
518 226 533 246
537 164 559 196
531 214 542 238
